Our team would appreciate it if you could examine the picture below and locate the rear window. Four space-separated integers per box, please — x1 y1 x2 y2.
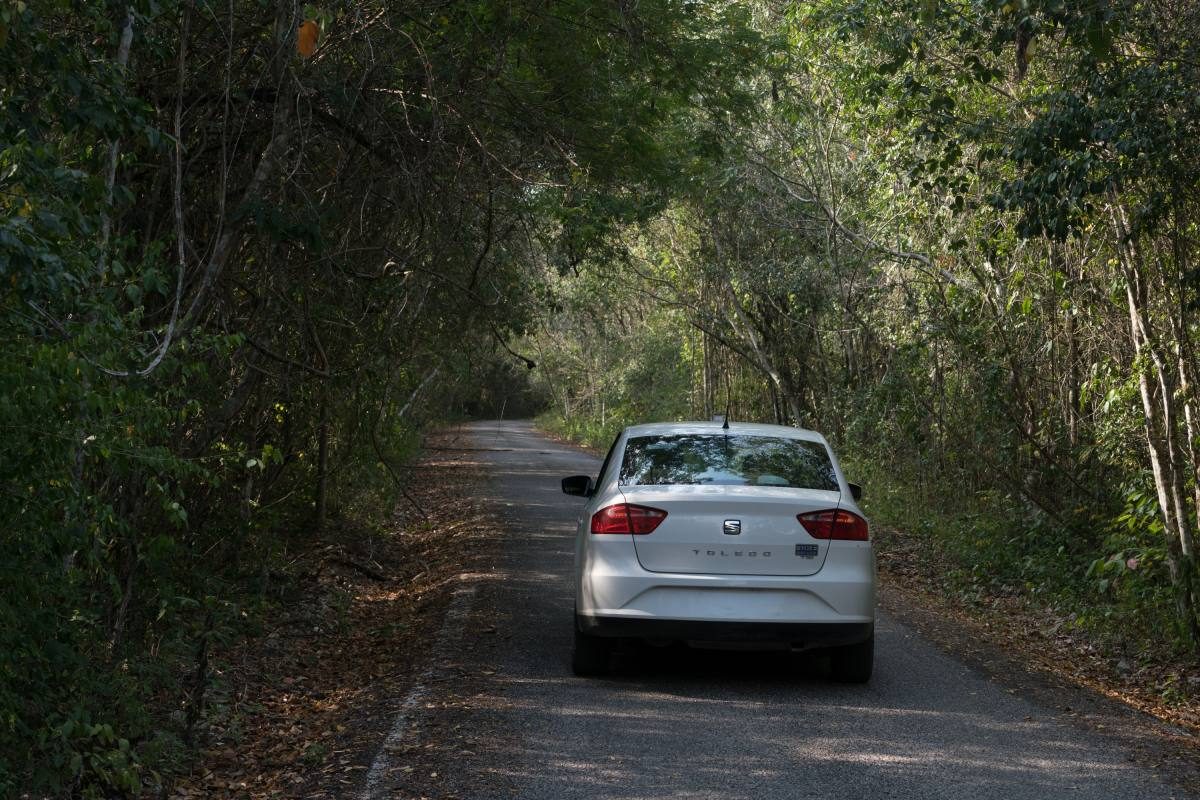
618 434 838 491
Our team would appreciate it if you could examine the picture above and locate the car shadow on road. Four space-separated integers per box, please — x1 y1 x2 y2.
607 641 835 685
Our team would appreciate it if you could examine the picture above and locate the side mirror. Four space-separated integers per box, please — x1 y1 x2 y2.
561 475 594 497
848 482 863 501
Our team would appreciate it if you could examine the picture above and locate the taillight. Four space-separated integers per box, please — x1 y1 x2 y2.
797 509 869 541
590 503 668 535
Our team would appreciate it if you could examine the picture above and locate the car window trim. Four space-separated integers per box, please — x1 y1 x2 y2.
594 434 622 490
617 432 837 491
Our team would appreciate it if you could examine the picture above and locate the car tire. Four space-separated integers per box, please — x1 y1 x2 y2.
830 632 873 683
572 624 612 676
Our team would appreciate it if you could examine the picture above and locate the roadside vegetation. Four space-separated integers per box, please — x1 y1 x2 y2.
0 1 760 795
532 0 1200 722
4 0 1200 796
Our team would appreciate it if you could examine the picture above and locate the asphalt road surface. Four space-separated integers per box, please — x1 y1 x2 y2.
367 420 1191 800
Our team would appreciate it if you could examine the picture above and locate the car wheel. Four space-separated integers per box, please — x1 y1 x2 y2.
572 624 612 676
830 632 873 683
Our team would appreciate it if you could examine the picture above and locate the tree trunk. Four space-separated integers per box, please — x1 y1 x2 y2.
719 275 805 425
315 385 330 531
1112 196 1200 645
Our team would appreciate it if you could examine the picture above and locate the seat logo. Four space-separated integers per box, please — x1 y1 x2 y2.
723 519 741 536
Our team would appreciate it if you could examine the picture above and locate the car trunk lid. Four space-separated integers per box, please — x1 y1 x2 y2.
623 485 839 576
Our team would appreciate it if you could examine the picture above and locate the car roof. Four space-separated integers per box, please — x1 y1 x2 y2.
622 421 828 444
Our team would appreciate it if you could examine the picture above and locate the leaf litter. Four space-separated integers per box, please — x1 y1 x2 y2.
168 426 505 799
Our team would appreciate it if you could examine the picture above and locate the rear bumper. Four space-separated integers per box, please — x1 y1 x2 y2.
577 539 877 623
577 614 873 647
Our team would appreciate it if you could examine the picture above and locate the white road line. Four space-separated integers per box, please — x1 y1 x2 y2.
359 581 478 800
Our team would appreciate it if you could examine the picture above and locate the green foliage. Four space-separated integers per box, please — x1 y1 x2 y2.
533 0 1200 681
0 0 773 793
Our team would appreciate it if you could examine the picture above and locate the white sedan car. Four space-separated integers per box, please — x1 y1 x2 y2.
562 420 876 681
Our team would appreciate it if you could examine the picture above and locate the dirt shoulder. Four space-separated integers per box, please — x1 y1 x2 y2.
877 529 1200 794
168 425 503 799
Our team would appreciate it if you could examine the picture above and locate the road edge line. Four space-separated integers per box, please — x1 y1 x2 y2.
358 579 478 800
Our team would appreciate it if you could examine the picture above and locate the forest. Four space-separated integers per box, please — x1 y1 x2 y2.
2 0 1199 795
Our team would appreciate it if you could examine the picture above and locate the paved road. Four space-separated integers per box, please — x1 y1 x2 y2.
371 420 1191 799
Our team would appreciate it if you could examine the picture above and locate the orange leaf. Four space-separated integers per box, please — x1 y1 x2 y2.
297 20 319 58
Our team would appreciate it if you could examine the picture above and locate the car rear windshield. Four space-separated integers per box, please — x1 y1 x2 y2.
618 434 838 491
